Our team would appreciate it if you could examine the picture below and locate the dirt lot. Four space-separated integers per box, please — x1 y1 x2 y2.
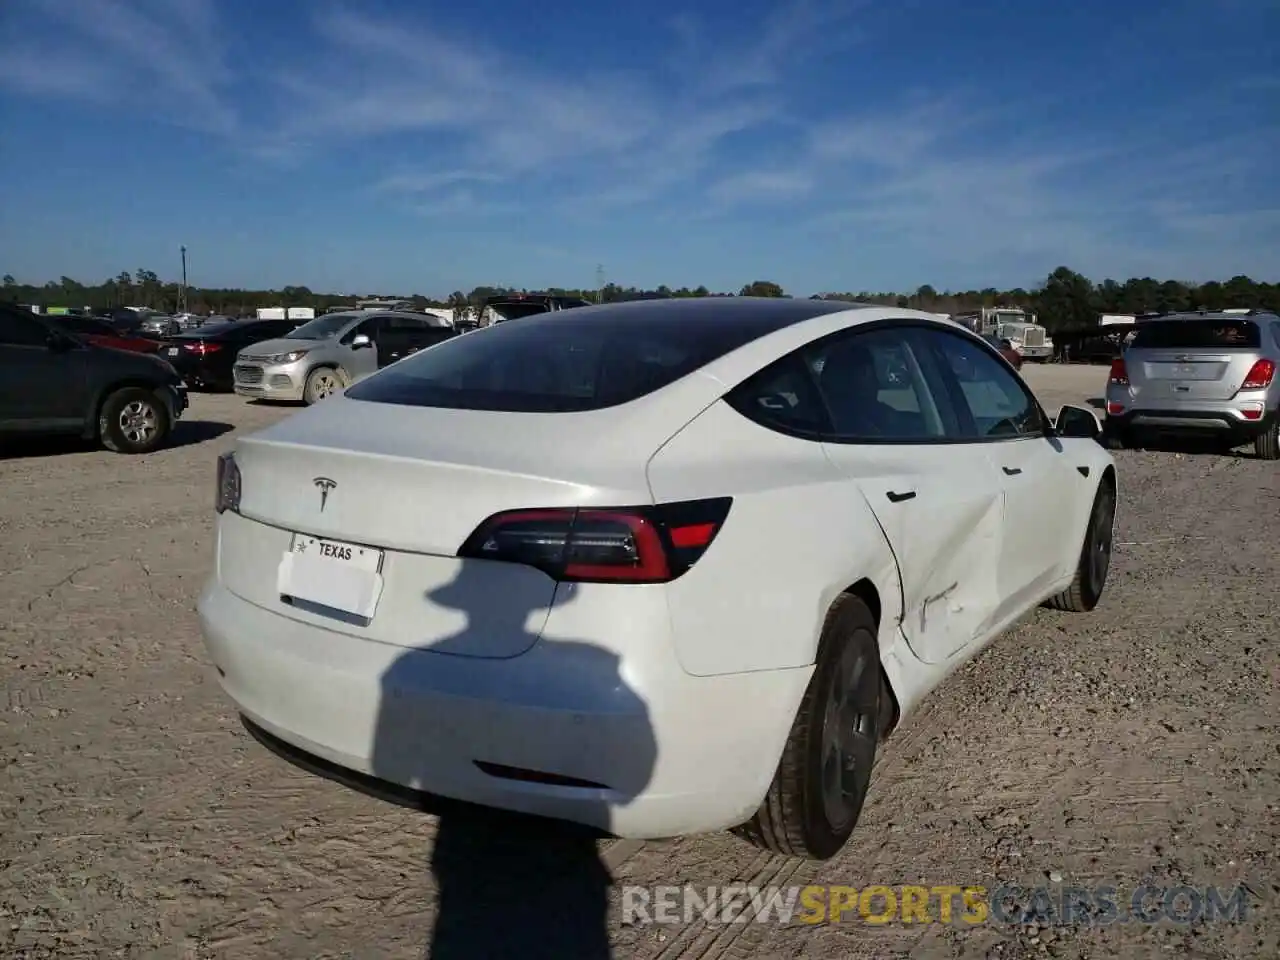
1 365 1276 960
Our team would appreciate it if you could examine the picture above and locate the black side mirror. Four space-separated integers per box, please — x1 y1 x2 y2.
1055 404 1102 440
46 332 75 353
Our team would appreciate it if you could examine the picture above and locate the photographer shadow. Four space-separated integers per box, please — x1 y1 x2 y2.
370 564 658 959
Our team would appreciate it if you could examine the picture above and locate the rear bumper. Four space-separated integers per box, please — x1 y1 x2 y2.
1104 397 1275 440
197 579 809 839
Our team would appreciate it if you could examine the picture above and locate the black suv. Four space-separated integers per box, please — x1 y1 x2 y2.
1 303 188 453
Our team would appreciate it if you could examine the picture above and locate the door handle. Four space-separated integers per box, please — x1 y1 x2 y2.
1002 466 1022 476
886 490 916 503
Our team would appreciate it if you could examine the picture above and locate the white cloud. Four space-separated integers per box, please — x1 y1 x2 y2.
0 0 238 135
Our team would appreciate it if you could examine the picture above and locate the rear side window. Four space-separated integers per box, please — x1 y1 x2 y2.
725 354 830 435
347 312 768 412
1131 319 1260 349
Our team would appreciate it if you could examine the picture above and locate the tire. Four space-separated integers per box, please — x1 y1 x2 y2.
303 367 343 405
1044 479 1116 613
733 594 881 860
99 386 170 454
1254 417 1280 461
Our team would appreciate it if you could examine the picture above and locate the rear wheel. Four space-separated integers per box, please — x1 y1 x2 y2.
1254 417 1280 461
303 367 343 405
99 387 169 454
1045 480 1115 613
733 594 881 860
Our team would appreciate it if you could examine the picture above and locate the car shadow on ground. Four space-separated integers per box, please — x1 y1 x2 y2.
0 420 233 460
245 565 657 959
1087 397 1105 409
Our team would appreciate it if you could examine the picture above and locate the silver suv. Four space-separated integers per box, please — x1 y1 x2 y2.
233 310 457 405
1103 309 1279 459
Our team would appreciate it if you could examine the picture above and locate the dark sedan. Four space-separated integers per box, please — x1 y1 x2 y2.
155 318 299 390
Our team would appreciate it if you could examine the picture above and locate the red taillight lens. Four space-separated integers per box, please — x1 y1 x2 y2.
1109 358 1128 385
458 498 732 583
1241 358 1276 390
183 341 223 355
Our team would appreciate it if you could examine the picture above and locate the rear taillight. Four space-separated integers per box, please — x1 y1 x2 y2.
1241 358 1276 390
184 342 222 355
1109 358 1128 385
215 452 241 514
458 498 732 584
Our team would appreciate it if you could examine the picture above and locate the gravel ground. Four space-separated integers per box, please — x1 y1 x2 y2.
1 365 1276 960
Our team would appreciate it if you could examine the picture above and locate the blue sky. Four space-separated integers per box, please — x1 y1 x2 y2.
0 0 1277 297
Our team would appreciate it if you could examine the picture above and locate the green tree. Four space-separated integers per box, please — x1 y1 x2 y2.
740 280 785 297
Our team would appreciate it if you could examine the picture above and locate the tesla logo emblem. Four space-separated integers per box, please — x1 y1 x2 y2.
313 477 336 511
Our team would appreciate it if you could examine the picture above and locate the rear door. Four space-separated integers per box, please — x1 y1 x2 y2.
810 324 1007 665
1128 318 1263 402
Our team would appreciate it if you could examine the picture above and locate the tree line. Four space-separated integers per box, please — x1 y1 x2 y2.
4 267 1276 336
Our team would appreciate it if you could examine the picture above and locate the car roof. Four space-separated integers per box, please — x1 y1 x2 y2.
1139 310 1275 322
519 295 874 335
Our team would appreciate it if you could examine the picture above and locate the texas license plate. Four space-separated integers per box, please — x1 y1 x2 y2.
278 535 385 619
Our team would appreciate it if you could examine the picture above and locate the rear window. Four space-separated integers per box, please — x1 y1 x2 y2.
346 310 774 412
1131 319 1260 349
489 301 550 322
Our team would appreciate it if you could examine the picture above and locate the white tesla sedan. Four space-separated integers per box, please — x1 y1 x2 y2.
198 297 1116 860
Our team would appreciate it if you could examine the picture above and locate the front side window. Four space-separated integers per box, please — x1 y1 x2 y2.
925 330 1044 439
340 316 382 344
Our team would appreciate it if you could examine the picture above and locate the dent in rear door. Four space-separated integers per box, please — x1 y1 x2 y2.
824 446 1004 664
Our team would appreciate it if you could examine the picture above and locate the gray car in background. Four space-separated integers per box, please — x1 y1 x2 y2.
232 310 457 404
1103 309 1279 458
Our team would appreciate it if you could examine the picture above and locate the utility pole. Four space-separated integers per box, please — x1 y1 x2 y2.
595 264 605 304
179 245 188 313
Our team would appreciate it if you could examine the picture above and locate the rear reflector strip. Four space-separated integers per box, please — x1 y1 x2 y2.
473 760 609 790
669 522 717 548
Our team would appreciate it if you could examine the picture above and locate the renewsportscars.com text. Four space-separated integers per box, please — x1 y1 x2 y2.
620 883 1251 927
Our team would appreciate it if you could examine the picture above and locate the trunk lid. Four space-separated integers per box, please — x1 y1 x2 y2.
225 392 686 657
